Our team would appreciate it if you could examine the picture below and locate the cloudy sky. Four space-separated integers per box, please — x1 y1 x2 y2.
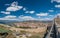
0 0 60 21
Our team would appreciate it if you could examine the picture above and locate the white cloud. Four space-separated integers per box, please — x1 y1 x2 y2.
0 15 53 21
0 15 18 20
18 15 54 21
23 8 26 11
49 15 54 17
44 18 53 20
6 6 23 11
38 18 53 21
57 13 60 15
55 5 60 8
23 7 35 14
48 10 54 12
25 11 35 14
6 1 23 11
1 11 10 14
25 11 29 13
4 15 16 19
19 16 37 21
36 13 48 16
51 0 60 3
29 11 35 14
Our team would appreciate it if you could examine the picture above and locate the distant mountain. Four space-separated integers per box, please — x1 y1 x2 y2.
0 20 19 24
0 20 53 24
20 20 53 23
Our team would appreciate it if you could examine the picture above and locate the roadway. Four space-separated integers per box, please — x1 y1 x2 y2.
45 21 60 38
55 22 60 38
45 21 57 38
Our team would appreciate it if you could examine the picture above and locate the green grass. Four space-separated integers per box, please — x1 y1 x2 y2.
0 28 11 33
28 35 41 38
15 26 31 29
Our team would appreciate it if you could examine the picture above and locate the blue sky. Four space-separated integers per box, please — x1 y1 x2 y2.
0 0 60 21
